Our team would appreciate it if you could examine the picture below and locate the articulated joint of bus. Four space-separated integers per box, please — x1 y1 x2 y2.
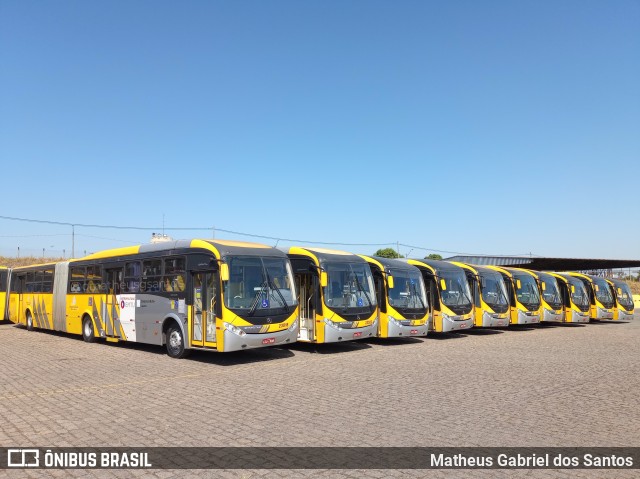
384 315 429 338
323 317 378 342
221 319 299 352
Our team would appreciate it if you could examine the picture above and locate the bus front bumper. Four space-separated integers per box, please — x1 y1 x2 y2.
442 314 473 332
323 320 378 343
542 309 564 322
222 326 298 352
595 307 615 320
383 318 429 338
617 309 634 321
567 311 590 323
514 310 540 325
481 312 509 328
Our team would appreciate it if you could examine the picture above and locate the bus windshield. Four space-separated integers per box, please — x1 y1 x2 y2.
568 279 590 310
224 256 297 313
480 271 509 313
613 282 634 309
513 273 540 309
387 267 428 312
323 262 377 312
539 274 562 310
439 269 473 312
593 278 614 308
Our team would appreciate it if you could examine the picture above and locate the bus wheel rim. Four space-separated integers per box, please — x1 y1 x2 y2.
169 330 181 349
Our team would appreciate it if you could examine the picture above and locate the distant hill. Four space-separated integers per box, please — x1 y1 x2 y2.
0 256 65 268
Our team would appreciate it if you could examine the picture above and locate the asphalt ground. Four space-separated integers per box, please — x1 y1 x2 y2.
0 313 638 479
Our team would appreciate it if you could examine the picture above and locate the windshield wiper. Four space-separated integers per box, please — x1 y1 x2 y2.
351 268 374 312
409 280 426 310
248 280 269 316
266 270 289 313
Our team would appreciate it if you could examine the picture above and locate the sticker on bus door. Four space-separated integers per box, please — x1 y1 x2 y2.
116 294 137 341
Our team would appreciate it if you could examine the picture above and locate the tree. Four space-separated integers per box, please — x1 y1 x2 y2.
374 248 402 259
426 253 443 260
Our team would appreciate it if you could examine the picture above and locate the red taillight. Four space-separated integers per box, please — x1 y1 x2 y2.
262 338 275 345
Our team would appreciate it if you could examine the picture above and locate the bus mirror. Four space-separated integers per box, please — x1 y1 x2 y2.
516 279 521 289
594 285 599 292
320 271 328 287
387 275 394 289
542 282 546 291
618 288 622 295
440 278 446 291
571 285 575 293
220 264 229 282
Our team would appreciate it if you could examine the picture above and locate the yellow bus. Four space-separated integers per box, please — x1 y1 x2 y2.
451 262 510 328
563 273 615 321
549 273 591 323
528 270 564 322
405 259 474 332
359 255 430 338
1 266 9 320
8 239 299 357
484 266 541 325
287 247 378 343
607 278 635 321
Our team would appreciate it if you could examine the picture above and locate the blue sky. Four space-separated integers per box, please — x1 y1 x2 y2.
1 0 638 259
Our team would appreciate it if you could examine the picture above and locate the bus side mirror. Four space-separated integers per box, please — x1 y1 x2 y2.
516 279 521 289
594 285 599 292
387 275 394 289
440 278 446 290
618 288 622 295
542 282 546 291
571 285 575 293
220 264 229 282
320 271 328 287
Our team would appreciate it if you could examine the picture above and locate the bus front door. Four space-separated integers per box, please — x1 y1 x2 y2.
104 268 123 339
191 272 217 348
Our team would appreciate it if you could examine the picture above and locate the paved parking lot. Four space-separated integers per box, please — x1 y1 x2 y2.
1 315 638 479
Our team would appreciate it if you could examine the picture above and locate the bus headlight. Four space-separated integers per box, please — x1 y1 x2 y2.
223 322 247 337
388 315 400 325
288 319 299 331
324 318 342 330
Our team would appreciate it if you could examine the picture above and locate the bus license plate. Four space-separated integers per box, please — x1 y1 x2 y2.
262 338 275 345
459 323 467 328
353 332 362 338
410 329 418 334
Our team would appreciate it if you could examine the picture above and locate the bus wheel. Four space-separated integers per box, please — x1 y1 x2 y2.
166 323 190 359
26 312 34 331
82 316 96 343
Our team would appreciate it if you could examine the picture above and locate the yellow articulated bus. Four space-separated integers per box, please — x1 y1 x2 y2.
549 273 591 323
405 259 474 332
8 239 299 358
527 270 565 322
451 263 510 328
563 273 615 321
359 255 430 338
606 278 635 321
286 247 378 343
1 266 10 320
484 266 541 325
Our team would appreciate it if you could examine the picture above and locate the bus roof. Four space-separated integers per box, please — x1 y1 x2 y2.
71 239 286 263
406 258 463 273
360 255 421 272
287 246 364 264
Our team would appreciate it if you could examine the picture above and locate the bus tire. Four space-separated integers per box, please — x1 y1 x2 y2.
26 312 34 331
82 316 96 343
166 323 190 359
